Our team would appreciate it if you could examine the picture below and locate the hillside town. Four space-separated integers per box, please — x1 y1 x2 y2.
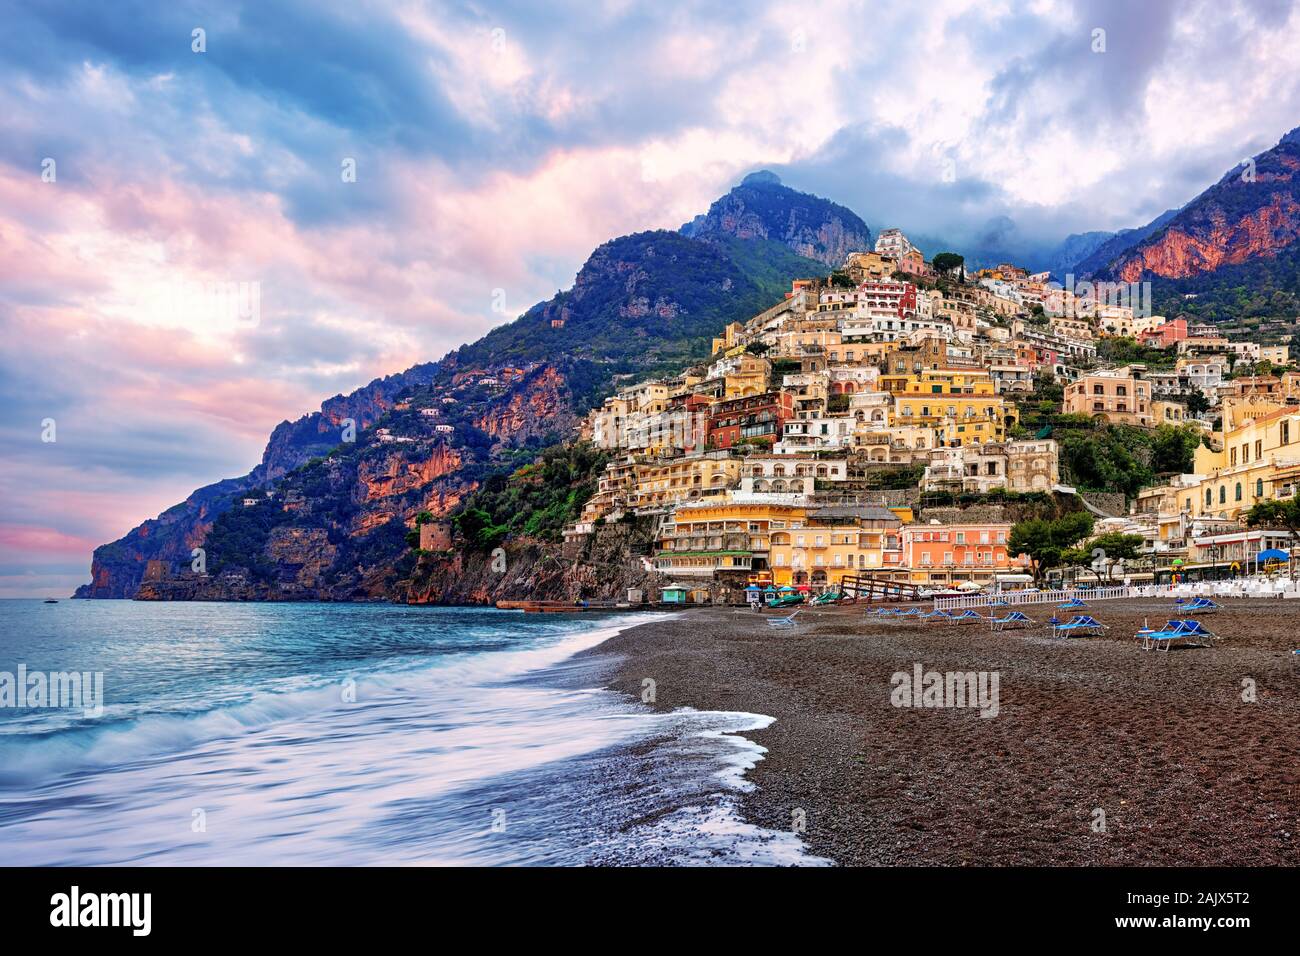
559 231 1296 601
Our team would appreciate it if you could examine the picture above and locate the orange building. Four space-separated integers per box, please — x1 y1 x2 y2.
901 523 1029 587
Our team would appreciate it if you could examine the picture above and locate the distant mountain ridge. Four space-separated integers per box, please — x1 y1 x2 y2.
1069 209 1182 278
75 175 844 600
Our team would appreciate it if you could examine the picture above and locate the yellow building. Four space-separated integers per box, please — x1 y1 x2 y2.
768 505 905 589
881 368 1010 446
1191 401 1300 518
630 453 742 509
711 322 745 356
653 500 806 579
723 354 771 397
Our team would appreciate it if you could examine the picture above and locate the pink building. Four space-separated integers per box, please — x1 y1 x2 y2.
1139 317 1187 348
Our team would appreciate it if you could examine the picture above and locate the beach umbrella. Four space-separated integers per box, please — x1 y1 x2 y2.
779 585 796 591
764 585 778 593
1257 548 1289 562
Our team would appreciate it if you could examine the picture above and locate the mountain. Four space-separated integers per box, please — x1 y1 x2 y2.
76 177 840 601
681 170 871 266
1095 128 1300 282
1069 208 1181 278
74 363 440 598
1041 230 1116 280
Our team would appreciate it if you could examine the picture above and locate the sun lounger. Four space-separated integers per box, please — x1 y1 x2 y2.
921 609 954 623
1052 614 1106 637
766 610 800 629
949 609 985 625
889 607 921 620
1180 597 1222 614
1058 598 1087 610
1137 618 1215 650
991 610 1033 631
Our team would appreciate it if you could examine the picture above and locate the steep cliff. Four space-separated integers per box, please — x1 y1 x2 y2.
1097 128 1300 282
75 363 439 598
80 174 844 601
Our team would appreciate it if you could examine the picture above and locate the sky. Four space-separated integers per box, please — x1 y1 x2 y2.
3 0 1300 597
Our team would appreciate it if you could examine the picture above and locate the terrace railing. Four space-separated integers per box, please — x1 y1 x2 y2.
933 585 1155 610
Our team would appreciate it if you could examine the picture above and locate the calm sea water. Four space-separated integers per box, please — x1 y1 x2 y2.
0 600 824 866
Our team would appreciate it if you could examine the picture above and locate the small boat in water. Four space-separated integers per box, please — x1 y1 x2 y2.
43 598 59 604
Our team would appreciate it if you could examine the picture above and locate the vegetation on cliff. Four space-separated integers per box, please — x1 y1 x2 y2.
453 442 608 551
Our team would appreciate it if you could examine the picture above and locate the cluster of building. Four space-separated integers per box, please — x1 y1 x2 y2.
557 230 1294 596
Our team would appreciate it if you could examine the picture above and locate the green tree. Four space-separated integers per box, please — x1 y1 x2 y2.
1008 511 1095 583
932 252 964 276
1149 423 1202 475
1087 532 1145 581
1245 499 1300 538
1183 390 1211 416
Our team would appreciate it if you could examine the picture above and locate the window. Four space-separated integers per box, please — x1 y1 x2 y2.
956 532 966 544
1206 488 1212 507
1219 486 1226 505
1283 421 1291 445
1235 483 1242 502
1256 479 1264 498
1256 440 1262 459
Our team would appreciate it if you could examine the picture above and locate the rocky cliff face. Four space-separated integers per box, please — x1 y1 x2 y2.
1099 129 1300 281
1113 190 1300 281
681 170 871 266
77 173 859 603
398 517 662 606
75 363 440 599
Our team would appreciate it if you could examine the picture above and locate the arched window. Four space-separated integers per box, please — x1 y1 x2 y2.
1205 488 1212 507
1219 486 1226 505
1235 482 1242 502
1257 479 1264 498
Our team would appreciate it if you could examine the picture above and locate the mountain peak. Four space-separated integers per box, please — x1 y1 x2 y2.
681 173 870 266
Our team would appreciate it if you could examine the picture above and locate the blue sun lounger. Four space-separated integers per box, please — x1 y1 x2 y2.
1058 597 1087 610
921 609 954 623
766 609 800 629
1052 614 1106 637
991 610 1033 631
1139 618 1212 650
889 607 922 621
949 609 985 625
1180 597 1222 614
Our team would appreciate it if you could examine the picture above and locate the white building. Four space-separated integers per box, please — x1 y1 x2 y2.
874 228 915 260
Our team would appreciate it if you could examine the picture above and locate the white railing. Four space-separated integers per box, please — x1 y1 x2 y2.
933 585 1156 610
934 578 1300 609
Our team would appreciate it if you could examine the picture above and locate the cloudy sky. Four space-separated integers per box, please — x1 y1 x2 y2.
3 0 1300 597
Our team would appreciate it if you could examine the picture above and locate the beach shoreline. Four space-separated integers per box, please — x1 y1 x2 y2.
590 598 1300 866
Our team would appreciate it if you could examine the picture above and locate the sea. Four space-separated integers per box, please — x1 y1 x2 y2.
0 600 827 866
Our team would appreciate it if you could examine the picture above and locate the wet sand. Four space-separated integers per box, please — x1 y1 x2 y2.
594 598 1300 865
